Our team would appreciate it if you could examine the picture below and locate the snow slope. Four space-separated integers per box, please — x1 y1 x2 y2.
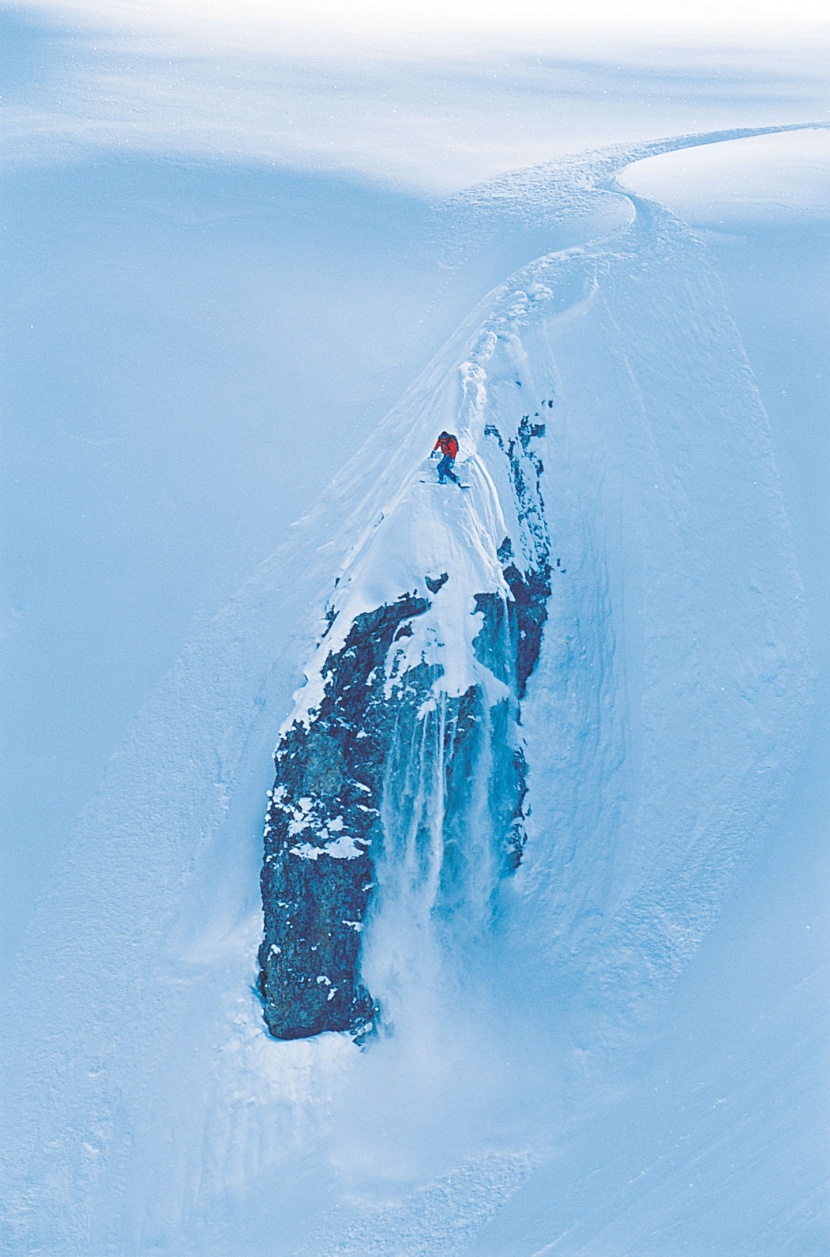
1 123 827 1254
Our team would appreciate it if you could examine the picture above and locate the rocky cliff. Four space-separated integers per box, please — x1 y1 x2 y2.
259 385 552 1040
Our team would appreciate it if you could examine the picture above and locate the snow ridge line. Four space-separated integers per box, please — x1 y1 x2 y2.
258 355 555 1037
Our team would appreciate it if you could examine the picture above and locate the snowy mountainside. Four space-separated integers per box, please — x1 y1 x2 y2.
0 124 823 1255
503 181 811 1016
260 125 816 1050
259 321 552 1039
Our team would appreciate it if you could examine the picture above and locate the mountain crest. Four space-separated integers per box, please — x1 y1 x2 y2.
259 335 553 1040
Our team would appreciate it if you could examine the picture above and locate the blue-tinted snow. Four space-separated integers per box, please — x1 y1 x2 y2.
1 18 829 1256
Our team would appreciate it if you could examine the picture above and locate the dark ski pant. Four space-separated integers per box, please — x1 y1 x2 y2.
437 454 459 484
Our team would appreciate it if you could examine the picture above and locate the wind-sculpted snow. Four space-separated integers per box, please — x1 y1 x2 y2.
259 387 552 1038
261 127 819 1043
261 126 821 1047
0 123 824 1254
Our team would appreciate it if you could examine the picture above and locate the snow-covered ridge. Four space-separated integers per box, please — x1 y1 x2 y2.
259 322 554 1038
257 121 822 1043
1 121 822 1252
257 121 823 1044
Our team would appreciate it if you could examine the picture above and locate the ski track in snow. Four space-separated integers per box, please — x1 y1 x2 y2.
0 122 824 1255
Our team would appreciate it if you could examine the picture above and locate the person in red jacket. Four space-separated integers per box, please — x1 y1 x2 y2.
432 431 460 485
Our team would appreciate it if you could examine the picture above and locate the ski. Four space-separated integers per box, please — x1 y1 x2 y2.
419 479 470 489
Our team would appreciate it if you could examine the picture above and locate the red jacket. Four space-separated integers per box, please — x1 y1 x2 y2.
434 433 458 459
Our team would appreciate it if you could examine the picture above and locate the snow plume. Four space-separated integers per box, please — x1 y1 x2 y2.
259 318 554 1040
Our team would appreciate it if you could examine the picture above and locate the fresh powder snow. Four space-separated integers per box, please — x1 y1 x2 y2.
1 9 828 1254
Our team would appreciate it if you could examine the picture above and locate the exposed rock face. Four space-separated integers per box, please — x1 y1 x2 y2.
258 407 551 1041
258 596 428 1040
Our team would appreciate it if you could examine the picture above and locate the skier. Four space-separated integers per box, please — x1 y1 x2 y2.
431 431 460 485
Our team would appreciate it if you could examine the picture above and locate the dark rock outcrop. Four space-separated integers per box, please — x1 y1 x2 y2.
258 595 428 1040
